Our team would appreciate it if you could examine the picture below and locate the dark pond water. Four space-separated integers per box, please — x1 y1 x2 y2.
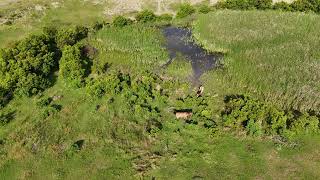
162 27 223 82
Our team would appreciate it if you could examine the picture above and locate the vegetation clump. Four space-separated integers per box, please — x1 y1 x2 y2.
59 45 90 87
55 26 89 48
135 10 157 23
0 34 58 97
176 3 196 18
198 4 212 14
273 1 292 11
223 95 319 137
112 16 133 27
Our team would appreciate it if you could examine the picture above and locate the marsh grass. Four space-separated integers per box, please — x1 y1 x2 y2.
194 10 320 112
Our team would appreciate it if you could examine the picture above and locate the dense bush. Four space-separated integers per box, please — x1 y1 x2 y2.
222 95 320 137
198 5 212 14
157 14 173 21
176 4 196 18
59 45 90 87
217 0 253 10
112 16 133 27
55 26 88 48
0 34 58 97
135 10 157 23
273 1 292 11
250 0 273 9
290 0 320 13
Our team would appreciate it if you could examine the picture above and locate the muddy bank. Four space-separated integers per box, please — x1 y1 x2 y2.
162 26 223 83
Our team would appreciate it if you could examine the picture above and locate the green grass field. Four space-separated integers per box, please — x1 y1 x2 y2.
1 1 320 179
193 10 320 112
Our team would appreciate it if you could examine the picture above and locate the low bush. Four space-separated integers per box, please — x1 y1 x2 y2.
135 10 157 23
222 95 320 137
273 1 292 11
56 26 88 48
217 0 253 10
290 0 315 12
176 4 196 18
250 0 273 9
157 14 173 21
0 34 58 97
112 16 133 27
198 5 212 14
59 45 90 87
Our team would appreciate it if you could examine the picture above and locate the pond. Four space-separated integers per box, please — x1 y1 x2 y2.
162 26 223 83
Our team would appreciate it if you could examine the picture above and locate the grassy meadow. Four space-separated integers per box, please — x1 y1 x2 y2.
0 0 320 179
193 10 320 112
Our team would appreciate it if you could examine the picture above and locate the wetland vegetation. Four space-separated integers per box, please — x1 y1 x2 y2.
0 0 320 179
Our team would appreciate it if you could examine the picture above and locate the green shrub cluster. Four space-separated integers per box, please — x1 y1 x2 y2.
86 71 173 125
135 10 157 23
223 95 319 137
176 4 196 18
0 34 58 97
0 25 89 107
273 1 293 11
199 5 212 14
290 0 320 13
112 16 133 27
215 0 320 13
59 45 90 87
157 14 173 21
217 0 272 10
55 26 88 48
175 95 216 128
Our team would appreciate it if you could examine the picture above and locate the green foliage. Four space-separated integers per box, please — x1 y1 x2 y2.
288 113 319 135
0 88 10 109
135 10 157 23
222 95 319 137
41 104 62 119
175 95 216 128
290 0 320 13
198 5 212 14
0 34 58 97
157 14 173 21
176 4 196 18
36 96 53 107
217 0 253 10
59 45 90 87
0 109 15 126
112 16 133 27
250 0 273 9
56 26 88 48
273 1 293 11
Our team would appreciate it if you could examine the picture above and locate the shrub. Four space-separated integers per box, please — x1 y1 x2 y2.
176 4 196 18
135 10 157 23
222 95 320 136
36 96 52 107
199 5 212 14
273 1 292 11
56 26 88 48
59 45 90 87
249 0 273 9
0 34 58 97
217 0 253 10
112 16 133 27
290 0 315 12
289 113 319 135
157 14 173 21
